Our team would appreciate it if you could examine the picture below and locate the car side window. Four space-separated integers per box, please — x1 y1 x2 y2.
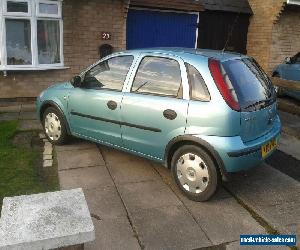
83 55 133 91
186 63 210 101
294 53 300 64
131 56 182 98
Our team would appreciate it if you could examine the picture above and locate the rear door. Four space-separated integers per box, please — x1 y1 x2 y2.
67 55 134 146
221 58 277 142
121 54 189 160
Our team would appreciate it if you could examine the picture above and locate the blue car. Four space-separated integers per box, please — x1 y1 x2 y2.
273 52 300 100
36 48 281 201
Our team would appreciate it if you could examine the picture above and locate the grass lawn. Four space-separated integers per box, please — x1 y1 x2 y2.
0 120 59 212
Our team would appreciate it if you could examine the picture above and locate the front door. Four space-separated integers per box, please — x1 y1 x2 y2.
68 55 134 146
121 55 189 160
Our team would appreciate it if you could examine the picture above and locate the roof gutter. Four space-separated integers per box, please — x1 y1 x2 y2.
287 0 300 5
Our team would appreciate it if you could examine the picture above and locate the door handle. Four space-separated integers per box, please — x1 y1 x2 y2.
107 100 117 110
163 109 177 120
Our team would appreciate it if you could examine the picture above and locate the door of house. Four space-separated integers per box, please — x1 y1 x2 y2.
126 9 198 49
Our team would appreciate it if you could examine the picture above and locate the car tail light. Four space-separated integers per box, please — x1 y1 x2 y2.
208 58 240 111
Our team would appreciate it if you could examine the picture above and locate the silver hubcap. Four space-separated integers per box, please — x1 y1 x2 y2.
44 113 62 141
176 153 209 194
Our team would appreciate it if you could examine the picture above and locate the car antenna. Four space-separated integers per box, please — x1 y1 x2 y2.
222 12 241 54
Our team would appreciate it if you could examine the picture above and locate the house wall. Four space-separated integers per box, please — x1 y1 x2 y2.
0 0 127 99
269 7 300 72
246 0 286 73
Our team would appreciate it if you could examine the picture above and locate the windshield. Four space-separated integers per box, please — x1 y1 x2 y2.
222 58 276 111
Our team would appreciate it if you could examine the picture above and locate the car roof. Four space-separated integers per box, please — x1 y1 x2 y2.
120 47 248 62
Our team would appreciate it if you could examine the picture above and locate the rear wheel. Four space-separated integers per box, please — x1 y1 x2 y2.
171 145 220 201
43 107 69 145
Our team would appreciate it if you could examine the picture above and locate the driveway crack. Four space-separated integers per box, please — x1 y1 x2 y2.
97 146 144 250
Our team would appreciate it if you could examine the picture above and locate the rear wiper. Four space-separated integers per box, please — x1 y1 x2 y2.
243 97 275 111
243 100 266 111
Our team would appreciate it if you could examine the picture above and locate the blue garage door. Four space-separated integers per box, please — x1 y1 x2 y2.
127 9 198 49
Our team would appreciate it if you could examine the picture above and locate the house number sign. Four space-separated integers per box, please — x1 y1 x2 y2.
101 32 111 40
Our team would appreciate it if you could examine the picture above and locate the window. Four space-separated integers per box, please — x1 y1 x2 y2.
222 58 275 109
83 56 134 91
186 63 210 101
132 57 182 97
0 0 63 70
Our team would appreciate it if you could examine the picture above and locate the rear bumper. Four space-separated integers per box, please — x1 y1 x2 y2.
194 115 281 172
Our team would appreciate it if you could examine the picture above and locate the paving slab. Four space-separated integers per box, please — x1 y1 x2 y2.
153 163 265 245
279 110 300 140
130 205 211 250
59 166 114 190
0 112 19 121
57 147 105 170
118 180 180 212
85 218 140 250
55 141 96 152
84 186 127 220
278 132 300 160
103 148 159 184
184 197 265 245
225 164 300 244
19 111 37 120
0 189 95 250
226 241 289 250
18 120 42 131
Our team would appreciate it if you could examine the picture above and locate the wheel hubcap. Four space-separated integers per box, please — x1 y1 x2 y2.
176 153 209 194
44 113 61 141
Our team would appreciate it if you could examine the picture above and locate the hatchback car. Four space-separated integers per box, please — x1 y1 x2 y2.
273 52 300 101
37 48 281 201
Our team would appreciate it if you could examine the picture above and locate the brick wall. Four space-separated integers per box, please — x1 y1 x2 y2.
0 0 127 98
269 7 300 73
247 0 286 73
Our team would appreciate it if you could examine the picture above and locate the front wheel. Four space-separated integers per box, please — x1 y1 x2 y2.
43 107 69 145
171 145 220 201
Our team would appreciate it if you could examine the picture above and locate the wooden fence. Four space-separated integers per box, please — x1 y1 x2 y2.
271 77 300 91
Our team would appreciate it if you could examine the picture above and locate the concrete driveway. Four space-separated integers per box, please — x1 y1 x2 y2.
56 140 297 250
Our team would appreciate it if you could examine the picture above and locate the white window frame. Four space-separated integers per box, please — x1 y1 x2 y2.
36 0 61 18
0 0 64 71
3 0 31 16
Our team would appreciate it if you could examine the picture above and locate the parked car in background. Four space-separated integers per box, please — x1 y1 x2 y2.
36 48 281 201
272 52 300 101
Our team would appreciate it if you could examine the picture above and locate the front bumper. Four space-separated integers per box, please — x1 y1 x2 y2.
194 116 281 172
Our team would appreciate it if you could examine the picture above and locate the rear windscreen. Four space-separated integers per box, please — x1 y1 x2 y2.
222 58 276 110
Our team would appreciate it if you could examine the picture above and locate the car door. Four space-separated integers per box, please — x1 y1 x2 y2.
121 54 189 160
67 55 134 146
282 53 300 81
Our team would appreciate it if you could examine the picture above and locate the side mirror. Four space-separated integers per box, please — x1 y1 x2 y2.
285 57 291 64
71 75 82 87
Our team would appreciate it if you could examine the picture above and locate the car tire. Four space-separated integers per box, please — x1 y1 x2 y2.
42 107 69 145
171 145 220 202
273 73 285 97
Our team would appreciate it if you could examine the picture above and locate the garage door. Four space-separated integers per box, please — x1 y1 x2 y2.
126 9 198 49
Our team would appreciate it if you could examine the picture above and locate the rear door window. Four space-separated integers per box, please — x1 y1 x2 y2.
222 58 275 110
131 56 182 98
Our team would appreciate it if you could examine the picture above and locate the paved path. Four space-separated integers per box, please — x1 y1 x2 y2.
225 164 300 248
57 141 274 250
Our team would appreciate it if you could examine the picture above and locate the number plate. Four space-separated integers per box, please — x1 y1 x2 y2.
261 138 277 158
